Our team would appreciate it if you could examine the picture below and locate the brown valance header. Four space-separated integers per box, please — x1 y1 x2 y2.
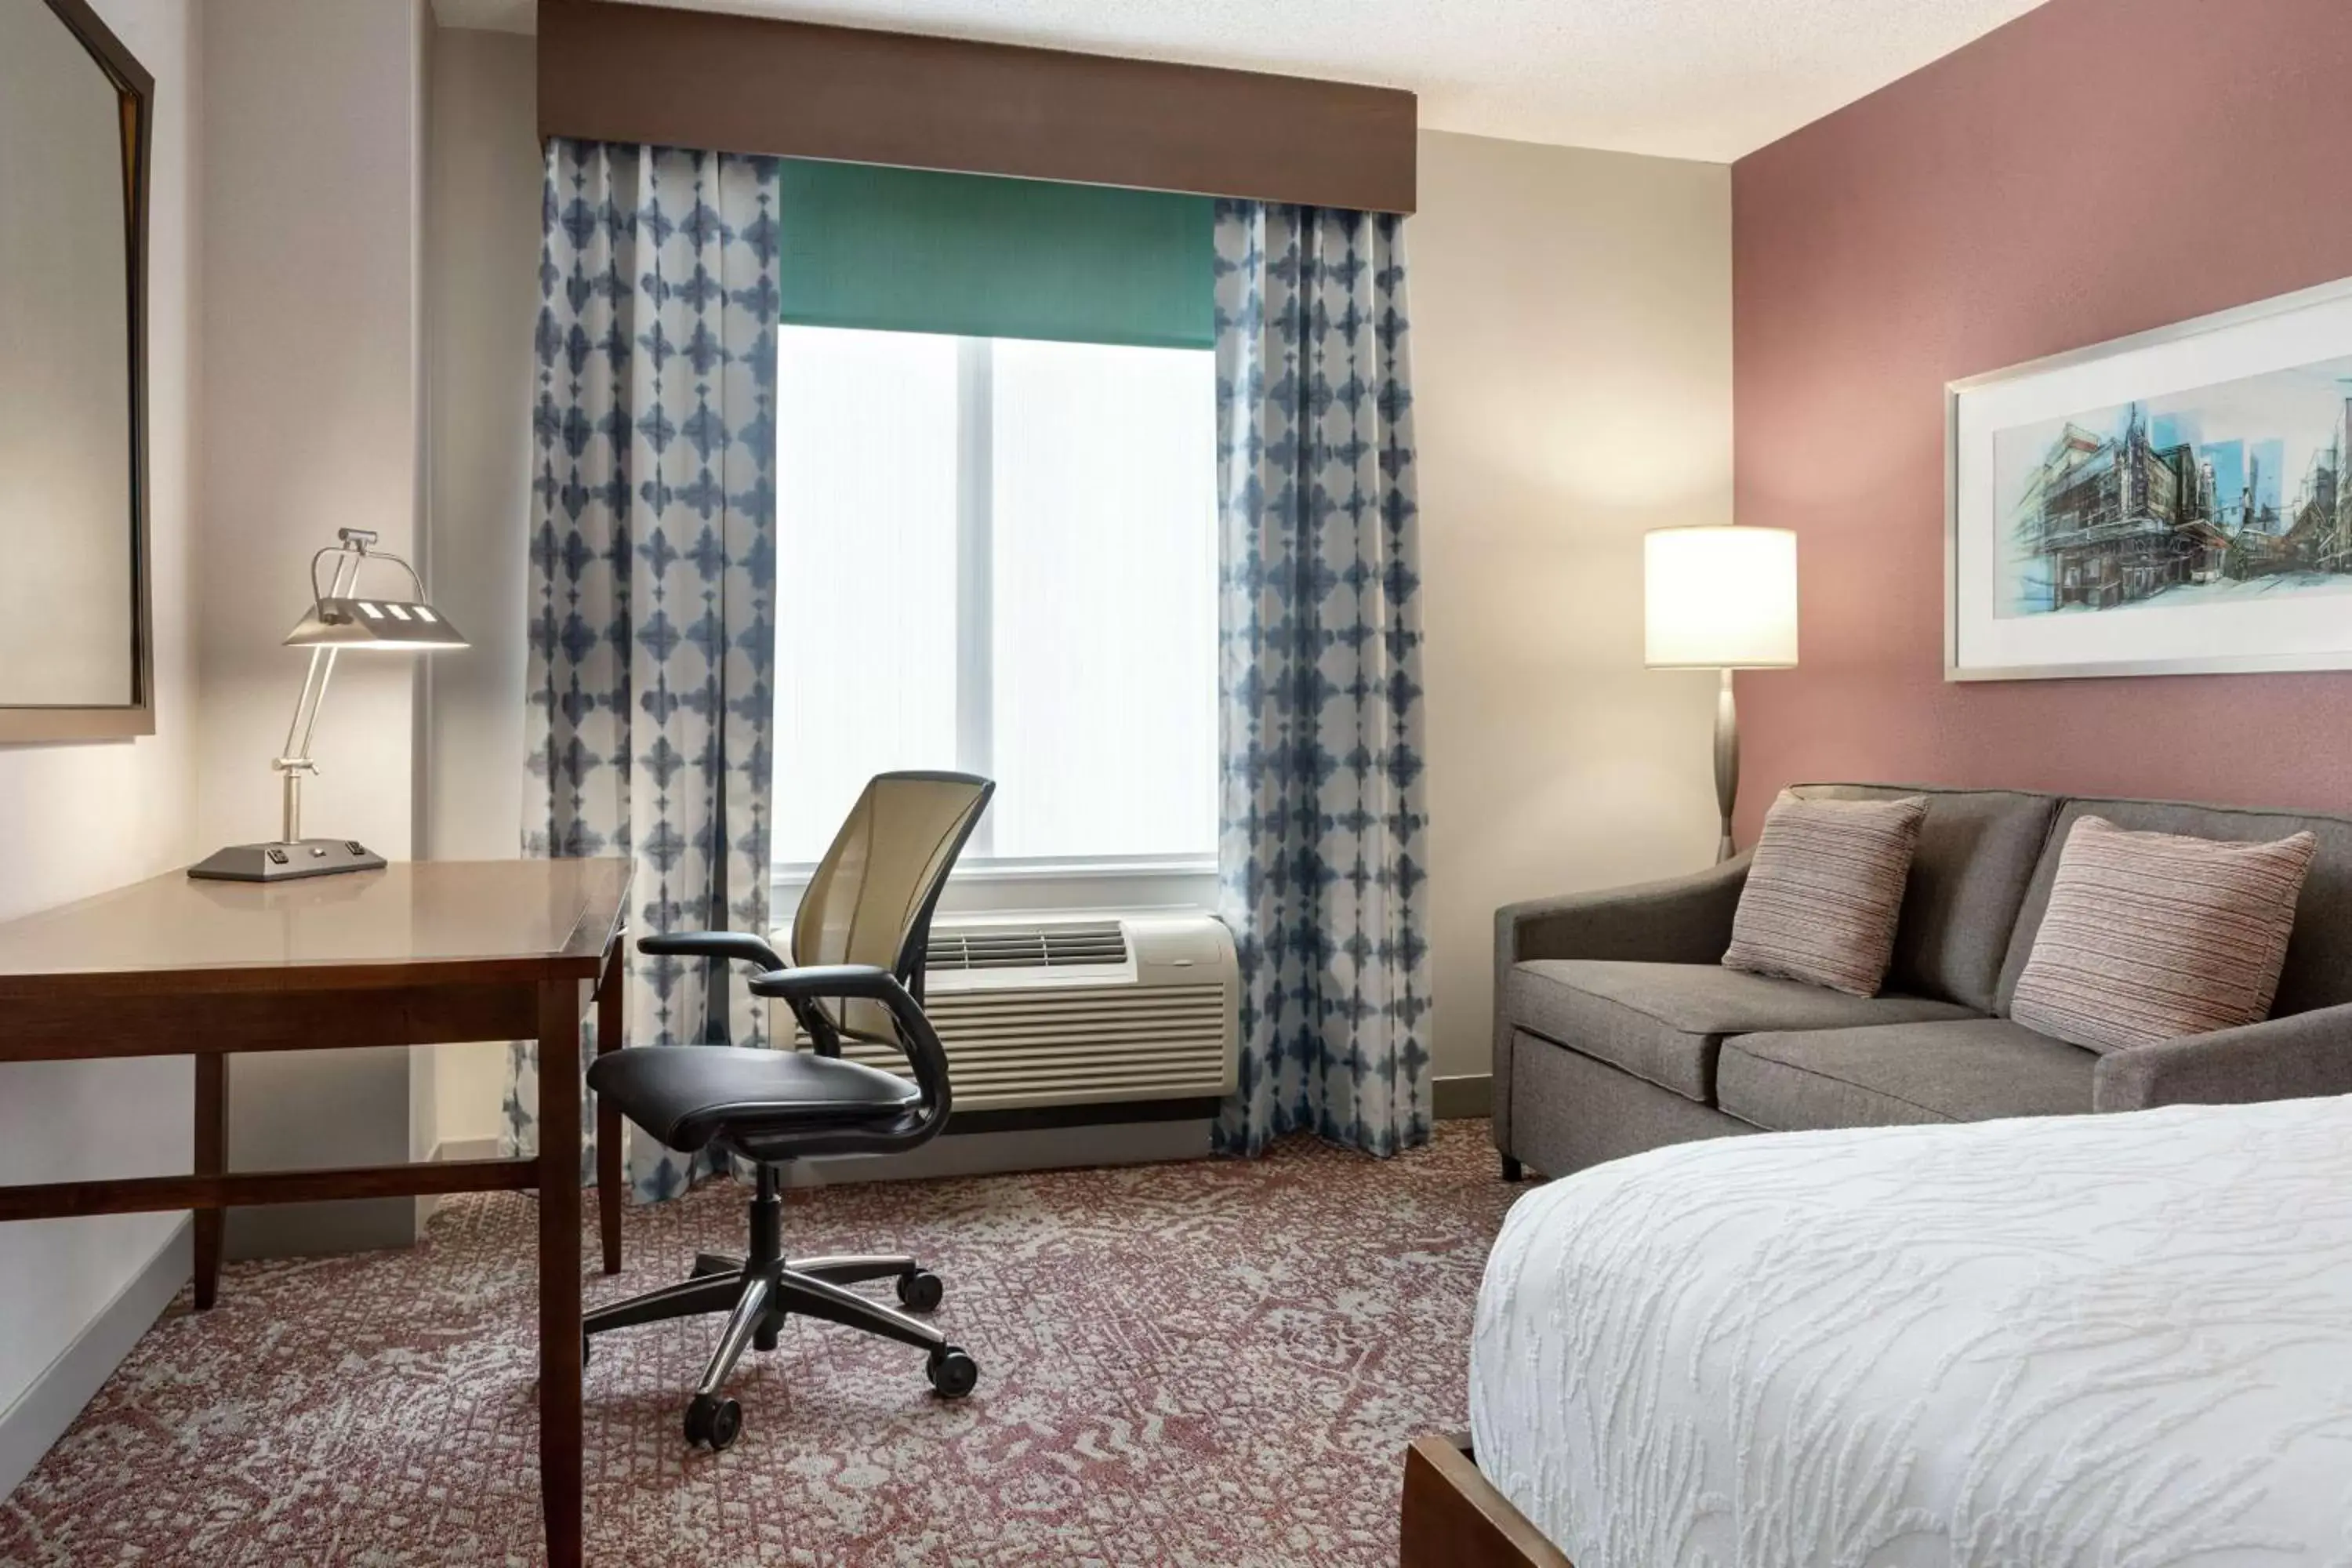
537 1 1417 215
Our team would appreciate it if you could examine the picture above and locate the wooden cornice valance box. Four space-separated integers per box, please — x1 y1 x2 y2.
535 0 1417 213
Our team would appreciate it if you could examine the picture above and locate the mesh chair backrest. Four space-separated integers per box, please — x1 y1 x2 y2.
792 771 993 1039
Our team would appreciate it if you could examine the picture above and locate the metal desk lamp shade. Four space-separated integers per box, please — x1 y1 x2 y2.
187 528 465 883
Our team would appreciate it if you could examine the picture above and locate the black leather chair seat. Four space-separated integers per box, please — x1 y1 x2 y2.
587 1046 920 1153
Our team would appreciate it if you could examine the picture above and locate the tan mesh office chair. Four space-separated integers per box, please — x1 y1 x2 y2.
585 771 993 1451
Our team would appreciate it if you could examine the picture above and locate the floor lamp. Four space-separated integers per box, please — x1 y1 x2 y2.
1643 526 1798 862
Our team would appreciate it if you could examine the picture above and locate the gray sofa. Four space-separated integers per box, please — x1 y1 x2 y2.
1492 783 2352 1180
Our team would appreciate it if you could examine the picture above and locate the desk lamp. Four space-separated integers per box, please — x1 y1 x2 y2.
188 528 465 882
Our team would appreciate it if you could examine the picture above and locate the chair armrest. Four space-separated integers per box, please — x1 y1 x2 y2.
750 964 952 1117
1496 852 1752 969
2092 1002 2352 1112
748 964 902 1003
637 931 786 971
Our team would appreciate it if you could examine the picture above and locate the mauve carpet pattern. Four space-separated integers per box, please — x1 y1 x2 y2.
0 1123 1514 1566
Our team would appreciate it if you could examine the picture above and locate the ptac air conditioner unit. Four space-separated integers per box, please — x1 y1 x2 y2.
769 912 1239 1112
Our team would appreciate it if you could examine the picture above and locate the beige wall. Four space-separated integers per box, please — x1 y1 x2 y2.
1412 129 1733 1082
197 0 431 1254
423 27 536 867
422 24 542 1146
0 0 202 1480
196 0 427 861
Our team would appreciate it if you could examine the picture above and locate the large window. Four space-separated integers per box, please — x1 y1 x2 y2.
772 325 1218 877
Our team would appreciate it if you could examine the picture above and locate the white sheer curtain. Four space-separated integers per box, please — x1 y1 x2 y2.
989 338 1217 860
771 328 960 866
772 325 1216 869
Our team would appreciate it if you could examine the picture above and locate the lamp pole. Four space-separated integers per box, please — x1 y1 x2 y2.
1713 668 1739 863
273 534 372 844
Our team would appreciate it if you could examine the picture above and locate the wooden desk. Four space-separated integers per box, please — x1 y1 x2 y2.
0 858 630 1568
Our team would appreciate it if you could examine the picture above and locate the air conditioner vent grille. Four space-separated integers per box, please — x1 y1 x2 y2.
925 920 1128 972
771 911 1237 1112
797 981 1232 1109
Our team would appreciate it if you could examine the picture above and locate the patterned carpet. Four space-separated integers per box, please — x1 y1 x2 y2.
0 1122 1516 1566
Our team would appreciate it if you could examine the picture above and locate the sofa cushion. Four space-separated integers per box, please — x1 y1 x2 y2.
1718 1018 2096 1131
2010 815 2316 1052
1722 792 1926 996
1505 1028 1755 1178
1998 797 2352 1018
1505 959 1978 1105
1791 783 2061 1013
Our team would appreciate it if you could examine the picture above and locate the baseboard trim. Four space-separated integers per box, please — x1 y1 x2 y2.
0 1216 191 1504
419 1136 506 1225
1435 1073 1491 1120
432 1136 505 1161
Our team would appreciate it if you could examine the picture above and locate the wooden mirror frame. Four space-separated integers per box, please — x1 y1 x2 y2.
0 0 157 742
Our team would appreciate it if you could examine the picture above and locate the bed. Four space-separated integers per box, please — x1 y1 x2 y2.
1455 1095 2352 1567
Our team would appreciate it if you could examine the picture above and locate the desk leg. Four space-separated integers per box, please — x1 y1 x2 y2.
193 1054 225 1310
537 979 584 1568
595 948 623 1276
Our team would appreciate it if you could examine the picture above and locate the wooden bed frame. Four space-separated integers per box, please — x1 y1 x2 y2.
1399 1433 1573 1568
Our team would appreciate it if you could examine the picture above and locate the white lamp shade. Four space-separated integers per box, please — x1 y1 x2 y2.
1644 526 1798 670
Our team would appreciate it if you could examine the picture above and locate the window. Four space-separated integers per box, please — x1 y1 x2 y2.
771 325 1218 880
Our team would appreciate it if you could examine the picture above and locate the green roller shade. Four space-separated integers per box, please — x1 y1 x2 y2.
778 159 1214 350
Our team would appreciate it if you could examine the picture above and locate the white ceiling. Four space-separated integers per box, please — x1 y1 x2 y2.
434 0 2052 162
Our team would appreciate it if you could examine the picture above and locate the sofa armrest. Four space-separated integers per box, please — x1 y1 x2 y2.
2092 1002 2352 1112
1497 853 1751 970
1490 854 1750 1167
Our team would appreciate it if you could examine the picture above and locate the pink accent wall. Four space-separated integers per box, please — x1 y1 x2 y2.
1731 0 2352 844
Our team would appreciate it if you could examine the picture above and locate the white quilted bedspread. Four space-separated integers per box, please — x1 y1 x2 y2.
1469 1097 2352 1567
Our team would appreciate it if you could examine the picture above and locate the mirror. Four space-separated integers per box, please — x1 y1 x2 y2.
0 0 154 740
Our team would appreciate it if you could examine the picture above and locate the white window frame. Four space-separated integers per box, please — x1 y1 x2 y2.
770 334 1218 915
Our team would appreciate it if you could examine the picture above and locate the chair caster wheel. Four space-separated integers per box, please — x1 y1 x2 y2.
897 1269 944 1312
927 1345 978 1399
684 1392 742 1450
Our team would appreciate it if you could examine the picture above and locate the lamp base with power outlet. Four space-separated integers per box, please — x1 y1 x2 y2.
187 838 387 883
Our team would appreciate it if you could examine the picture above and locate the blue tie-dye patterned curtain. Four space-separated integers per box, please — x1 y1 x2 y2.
1212 200 1432 1159
504 140 781 1203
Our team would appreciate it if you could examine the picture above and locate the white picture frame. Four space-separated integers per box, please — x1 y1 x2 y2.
1947 274 2352 681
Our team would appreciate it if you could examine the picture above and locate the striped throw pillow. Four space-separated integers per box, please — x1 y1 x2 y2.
1722 793 1926 996
2010 816 2316 1052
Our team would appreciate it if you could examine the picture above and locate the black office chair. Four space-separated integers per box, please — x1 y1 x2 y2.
584 770 993 1451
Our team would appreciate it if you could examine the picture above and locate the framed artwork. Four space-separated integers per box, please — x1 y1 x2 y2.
1947 276 2352 681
